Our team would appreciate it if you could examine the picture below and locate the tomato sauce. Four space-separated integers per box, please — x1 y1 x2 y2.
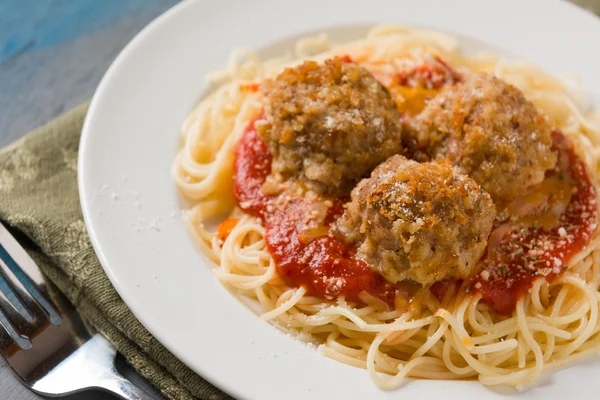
234 125 398 305
233 123 597 315
471 132 598 314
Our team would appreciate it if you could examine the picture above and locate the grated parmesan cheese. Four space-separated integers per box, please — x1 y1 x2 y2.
558 227 567 237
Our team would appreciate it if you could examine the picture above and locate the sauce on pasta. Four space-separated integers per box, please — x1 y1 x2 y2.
233 122 598 315
472 132 598 314
234 124 399 305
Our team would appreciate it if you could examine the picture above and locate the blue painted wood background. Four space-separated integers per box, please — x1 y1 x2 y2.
0 0 179 148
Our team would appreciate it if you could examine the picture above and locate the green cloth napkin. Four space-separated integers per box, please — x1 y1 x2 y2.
0 103 231 400
572 0 600 14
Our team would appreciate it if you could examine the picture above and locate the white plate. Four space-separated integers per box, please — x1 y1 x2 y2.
79 1 600 399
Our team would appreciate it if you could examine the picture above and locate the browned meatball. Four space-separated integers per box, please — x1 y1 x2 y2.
410 73 557 203
335 155 495 285
256 56 403 196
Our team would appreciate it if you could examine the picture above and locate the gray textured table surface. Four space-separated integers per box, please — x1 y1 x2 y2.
1 0 599 399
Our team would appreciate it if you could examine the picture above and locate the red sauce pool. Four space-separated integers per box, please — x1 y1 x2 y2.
234 125 398 305
233 124 597 315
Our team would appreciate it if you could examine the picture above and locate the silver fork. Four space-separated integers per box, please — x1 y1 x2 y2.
0 222 155 399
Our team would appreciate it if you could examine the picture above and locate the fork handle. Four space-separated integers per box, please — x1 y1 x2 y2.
98 372 156 400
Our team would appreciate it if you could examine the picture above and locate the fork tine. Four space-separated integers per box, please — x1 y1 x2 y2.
0 241 62 326
0 259 39 350
0 253 35 324
0 273 35 331
0 305 32 351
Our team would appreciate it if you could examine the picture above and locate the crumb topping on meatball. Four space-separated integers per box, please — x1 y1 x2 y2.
410 73 557 203
256 56 403 195
335 155 496 285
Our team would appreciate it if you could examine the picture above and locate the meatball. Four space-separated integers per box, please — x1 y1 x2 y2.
256 56 403 196
411 73 557 203
335 155 495 285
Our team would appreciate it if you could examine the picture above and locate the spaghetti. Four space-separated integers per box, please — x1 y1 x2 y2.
173 26 600 389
